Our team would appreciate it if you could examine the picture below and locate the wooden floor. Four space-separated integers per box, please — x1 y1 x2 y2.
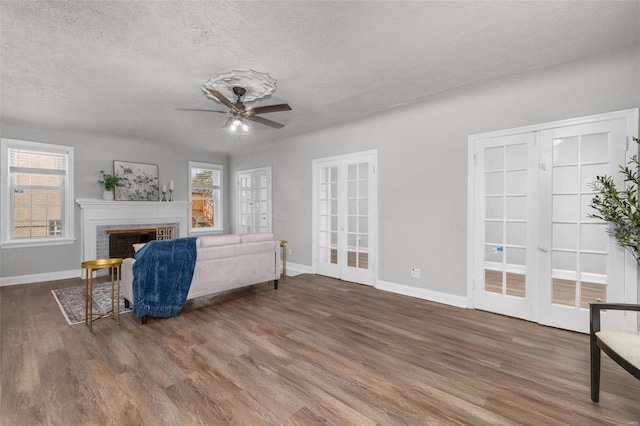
1 274 638 425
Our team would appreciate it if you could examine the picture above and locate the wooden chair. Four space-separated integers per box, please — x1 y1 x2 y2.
590 302 640 402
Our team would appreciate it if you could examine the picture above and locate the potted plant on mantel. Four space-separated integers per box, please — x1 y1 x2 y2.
98 170 123 201
589 137 640 263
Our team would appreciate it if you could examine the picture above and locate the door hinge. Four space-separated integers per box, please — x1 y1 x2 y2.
625 136 630 152
373 165 376 174
473 154 477 166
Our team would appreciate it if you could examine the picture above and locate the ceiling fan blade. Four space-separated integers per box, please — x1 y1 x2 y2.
176 108 227 113
245 104 292 116
205 88 239 113
247 115 285 129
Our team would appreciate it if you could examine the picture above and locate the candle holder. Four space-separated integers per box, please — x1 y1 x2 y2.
169 189 173 202
161 189 167 201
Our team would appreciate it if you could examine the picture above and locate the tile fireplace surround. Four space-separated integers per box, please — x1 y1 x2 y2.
76 199 191 263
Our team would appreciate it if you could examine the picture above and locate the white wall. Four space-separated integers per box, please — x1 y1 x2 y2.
230 45 640 297
0 125 229 282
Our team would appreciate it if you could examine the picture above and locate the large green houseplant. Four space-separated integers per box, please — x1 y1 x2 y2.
589 137 640 262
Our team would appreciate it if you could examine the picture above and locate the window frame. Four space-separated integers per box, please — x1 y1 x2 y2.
188 161 223 234
1 138 75 248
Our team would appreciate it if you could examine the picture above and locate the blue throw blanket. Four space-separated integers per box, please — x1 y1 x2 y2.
132 237 197 318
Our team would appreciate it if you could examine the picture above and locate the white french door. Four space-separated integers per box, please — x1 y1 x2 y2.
538 121 627 331
237 167 271 234
470 109 637 333
313 151 377 286
473 132 537 321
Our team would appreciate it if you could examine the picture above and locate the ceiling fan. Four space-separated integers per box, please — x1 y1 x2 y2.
182 86 292 132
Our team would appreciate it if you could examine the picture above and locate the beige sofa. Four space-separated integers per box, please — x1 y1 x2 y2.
121 233 282 310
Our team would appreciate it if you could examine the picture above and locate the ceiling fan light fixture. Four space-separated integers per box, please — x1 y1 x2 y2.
225 115 251 135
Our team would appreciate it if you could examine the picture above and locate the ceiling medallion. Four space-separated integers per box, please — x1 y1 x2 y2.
202 70 277 103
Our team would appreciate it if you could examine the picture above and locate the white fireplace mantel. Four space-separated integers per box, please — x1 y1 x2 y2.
76 199 191 262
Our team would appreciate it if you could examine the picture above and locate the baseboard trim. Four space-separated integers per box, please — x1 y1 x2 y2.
0 269 80 287
285 262 314 277
376 279 468 308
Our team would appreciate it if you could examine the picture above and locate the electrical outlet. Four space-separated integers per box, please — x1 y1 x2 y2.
288 248 292 256
410 268 421 278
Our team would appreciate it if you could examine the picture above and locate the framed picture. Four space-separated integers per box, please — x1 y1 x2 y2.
113 161 159 201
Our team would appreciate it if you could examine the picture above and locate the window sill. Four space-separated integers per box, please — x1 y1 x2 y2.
0 237 76 249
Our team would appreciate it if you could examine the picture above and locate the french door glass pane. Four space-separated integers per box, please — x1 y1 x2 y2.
484 245 503 263
485 147 503 171
506 273 525 297
553 137 578 165
506 144 527 169
486 197 503 219
485 269 502 294
506 247 526 267
506 222 526 246
581 133 608 163
552 278 576 306
581 253 607 275
553 166 578 193
581 164 608 191
552 195 578 221
552 223 578 250
485 221 502 245
359 198 368 215
580 282 606 308
580 223 608 252
552 250 576 273
485 172 503 195
506 171 526 194
505 196 525 220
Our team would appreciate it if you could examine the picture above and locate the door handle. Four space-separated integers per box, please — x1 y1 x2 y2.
538 246 548 253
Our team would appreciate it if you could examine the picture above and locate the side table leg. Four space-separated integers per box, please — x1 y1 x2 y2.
88 268 93 332
116 265 120 325
84 268 89 327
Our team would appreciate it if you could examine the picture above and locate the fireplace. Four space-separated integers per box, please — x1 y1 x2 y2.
76 199 191 270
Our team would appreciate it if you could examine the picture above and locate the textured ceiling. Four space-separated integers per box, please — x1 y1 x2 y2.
2 1 639 154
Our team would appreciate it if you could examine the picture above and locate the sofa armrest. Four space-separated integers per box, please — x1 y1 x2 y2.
121 258 136 303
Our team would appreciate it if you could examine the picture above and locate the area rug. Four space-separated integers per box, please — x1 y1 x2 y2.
52 282 131 325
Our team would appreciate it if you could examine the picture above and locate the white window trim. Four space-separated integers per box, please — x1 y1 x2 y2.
188 161 224 234
1 138 75 248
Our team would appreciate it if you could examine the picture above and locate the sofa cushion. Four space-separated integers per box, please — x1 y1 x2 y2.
198 240 277 262
198 234 241 248
240 233 274 244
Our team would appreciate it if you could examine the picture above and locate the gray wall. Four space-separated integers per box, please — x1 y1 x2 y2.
230 45 640 297
0 126 229 279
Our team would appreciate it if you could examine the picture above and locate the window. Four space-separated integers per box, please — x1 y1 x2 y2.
1 138 74 248
189 161 223 233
